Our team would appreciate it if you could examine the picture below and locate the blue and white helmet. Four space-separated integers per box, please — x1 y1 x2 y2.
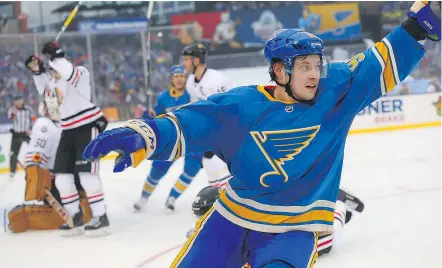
170 65 186 76
264 29 326 76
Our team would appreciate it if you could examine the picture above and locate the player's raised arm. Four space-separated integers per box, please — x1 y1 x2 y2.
83 97 231 173
41 41 91 97
25 55 51 95
347 1 440 107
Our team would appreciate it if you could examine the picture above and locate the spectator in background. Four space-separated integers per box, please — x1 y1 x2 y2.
7 93 35 178
399 83 410 95
427 78 441 93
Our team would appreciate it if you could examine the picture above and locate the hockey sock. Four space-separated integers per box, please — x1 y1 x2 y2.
169 172 193 199
79 172 106 217
55 173 80 216
141 175 160 198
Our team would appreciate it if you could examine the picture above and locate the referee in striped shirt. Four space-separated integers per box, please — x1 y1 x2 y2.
7 93 36 177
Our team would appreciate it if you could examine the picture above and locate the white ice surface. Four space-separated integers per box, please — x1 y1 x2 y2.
0 127 440 268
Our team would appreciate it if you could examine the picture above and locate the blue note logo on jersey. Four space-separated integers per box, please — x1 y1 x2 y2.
250 126 320 187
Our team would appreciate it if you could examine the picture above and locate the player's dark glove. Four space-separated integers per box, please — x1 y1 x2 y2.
24 55 45 75
41 41 65 61
408 1 441 41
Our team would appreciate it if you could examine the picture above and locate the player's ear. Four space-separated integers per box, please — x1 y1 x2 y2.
272 62 285 83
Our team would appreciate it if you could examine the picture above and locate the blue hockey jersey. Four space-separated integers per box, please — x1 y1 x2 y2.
149 25 425 233
151 87 191 116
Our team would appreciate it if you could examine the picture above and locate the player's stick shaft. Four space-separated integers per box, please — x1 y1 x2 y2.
55 1 83 42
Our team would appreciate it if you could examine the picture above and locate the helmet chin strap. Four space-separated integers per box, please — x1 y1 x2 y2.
274 73 302 102
191 57 199 74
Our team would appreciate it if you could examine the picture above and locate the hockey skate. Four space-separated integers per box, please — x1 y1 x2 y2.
84 213 110 237
133 196 149 211
338 189 365 213
186 227 195 239
59 211 84 236
165 196 176 213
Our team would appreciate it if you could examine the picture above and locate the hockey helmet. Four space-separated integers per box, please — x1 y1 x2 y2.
264 29 327 77
192 186 220 217
181 43 208 64
170 64 186 76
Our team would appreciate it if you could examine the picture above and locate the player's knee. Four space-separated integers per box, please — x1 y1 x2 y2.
78 172 102 193
149 168 167 180
260 261 295 268
55 173 76 194
183 163 200 178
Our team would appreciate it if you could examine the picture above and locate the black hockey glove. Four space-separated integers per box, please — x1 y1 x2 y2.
24 55 45 75
95 116 109 133
41 41 65 61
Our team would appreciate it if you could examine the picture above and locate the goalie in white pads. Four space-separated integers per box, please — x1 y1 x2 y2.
3 96 92 233
25 41 109 236
181 43 232 187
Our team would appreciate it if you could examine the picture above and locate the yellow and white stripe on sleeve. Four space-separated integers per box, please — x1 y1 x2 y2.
371 38 400 95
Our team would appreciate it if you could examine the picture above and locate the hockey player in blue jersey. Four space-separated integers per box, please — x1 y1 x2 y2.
84 2 440 267
134 65 203 211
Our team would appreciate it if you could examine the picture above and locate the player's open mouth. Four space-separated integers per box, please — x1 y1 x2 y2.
306 84 317 90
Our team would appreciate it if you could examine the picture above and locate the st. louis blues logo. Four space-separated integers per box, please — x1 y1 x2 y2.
250 125 320 187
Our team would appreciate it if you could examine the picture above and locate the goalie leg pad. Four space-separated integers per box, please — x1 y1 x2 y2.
25 165 52 201
8 205 65 233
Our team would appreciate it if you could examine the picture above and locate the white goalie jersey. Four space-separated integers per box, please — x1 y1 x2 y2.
32 58 103 130
24 117 62 170
186 68 231 101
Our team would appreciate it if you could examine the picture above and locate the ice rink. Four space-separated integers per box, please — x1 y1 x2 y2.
0 126 440 268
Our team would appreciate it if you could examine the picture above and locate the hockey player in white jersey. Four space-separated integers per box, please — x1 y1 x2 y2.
25 41 109 236
4 96 93 233
24 97 61 171
181 43 232 187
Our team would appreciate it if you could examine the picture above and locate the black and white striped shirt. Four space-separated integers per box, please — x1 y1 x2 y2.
7 105 36 133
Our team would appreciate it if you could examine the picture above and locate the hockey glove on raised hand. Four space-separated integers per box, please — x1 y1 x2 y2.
408 1 441 41
24 55 45 75
42 41 65 61
83 119 158 173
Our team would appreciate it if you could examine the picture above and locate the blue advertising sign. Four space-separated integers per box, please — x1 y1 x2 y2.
229 6 302 47
77 18 148 33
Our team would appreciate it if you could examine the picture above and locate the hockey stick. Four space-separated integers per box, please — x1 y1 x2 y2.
16 160 74 228
145 1 155 111
55 1 83 42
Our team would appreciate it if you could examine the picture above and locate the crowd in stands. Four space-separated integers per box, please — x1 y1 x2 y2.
0 1 440 124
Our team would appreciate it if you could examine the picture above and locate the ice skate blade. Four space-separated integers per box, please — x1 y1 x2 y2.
85 227 110 237
60 226 84 237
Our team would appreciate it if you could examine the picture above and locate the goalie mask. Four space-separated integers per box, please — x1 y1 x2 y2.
38 97 60 121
